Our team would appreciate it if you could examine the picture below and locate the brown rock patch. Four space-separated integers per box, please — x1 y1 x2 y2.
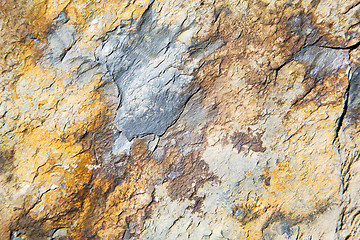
231 128 266 154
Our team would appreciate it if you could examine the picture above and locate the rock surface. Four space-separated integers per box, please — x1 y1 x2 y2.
0 0 360 239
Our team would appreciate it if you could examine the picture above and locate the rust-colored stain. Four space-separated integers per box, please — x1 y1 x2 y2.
231 128 266 154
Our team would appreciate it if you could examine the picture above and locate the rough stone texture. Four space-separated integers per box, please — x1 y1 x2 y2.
95 9 222 140
1 0 360 239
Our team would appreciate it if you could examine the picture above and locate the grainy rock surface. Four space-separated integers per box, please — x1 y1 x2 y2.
0 0 360 239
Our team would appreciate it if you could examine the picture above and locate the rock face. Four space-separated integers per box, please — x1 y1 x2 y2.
1 0 360 239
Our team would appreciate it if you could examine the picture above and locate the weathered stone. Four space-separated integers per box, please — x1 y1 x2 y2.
96 9 222 140
1 0 360 239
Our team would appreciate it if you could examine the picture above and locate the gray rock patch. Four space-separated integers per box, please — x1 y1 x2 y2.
349 67 360 108
294 46 349 78
112 132 133 155
346 67 360 123
96 10 222 140
45 23 76 63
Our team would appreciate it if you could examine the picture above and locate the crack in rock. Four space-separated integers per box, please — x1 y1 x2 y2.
334 67 360 143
